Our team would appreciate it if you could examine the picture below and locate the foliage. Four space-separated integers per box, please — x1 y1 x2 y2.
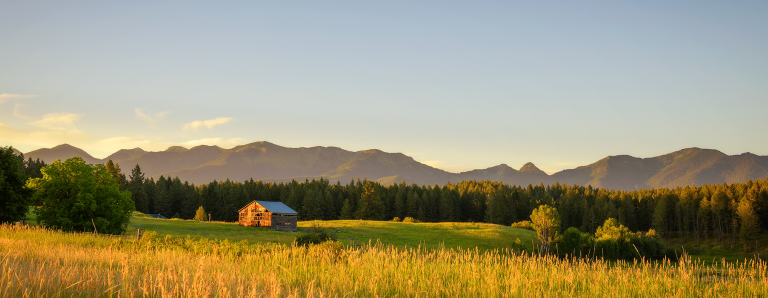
0 146 32 223
356 180 384 220
27 157 135 235
530 205 560 252
510 220 533 230
127 164 148 213
557 218 669 261
595 218 632 241
89 168 768 254
295 226 337 246
194 206 207 222
402 217 419 223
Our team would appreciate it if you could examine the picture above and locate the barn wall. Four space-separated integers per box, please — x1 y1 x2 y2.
271 214 297 232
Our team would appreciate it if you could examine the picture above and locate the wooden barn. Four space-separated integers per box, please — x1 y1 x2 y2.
238 201 298 232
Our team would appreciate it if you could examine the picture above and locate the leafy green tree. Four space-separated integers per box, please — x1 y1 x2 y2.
28 157 134 234
194 206 207 221
595 218 631 241
0 146 32 223
530 204 561 254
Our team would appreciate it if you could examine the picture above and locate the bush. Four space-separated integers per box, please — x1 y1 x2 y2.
402 217 419 223
510 221 533 230
295 226 337 246
557 227 593 258
391 217 401 222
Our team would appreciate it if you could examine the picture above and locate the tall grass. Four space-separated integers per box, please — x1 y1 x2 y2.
1 224 766 297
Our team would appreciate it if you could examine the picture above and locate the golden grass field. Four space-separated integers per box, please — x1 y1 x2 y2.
2 223 768 297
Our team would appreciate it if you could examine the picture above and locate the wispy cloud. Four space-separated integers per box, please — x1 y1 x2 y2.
135 108 170 129
0 122 247 158
13 104 34 120
0 93 38 103
183 117 233 131
29 112 82 130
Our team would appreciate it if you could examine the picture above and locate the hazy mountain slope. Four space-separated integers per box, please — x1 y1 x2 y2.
646 149 768 188
552 155 667 190
11 148 22 156
20 143 768 190
455 163 550 186
120 145 227 178
316 149 455 186
25 144 101 165
105 148 147 163
156 142 360 184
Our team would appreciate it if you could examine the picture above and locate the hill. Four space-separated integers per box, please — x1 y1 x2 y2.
21 143 768 190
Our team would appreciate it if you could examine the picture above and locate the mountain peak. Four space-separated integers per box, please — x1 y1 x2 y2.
52 143 78 150
165 146 189 153
520 162 547 175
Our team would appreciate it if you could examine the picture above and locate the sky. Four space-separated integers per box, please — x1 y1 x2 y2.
1 1 767 174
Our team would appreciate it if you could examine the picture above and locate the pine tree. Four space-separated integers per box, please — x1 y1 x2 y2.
127 164 148 213
340 198 355 220
394 189 406 219
105 160 127 191
356 181 384 220
301 189 318 220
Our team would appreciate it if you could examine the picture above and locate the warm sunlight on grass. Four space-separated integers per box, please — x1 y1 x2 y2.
3 224 768 297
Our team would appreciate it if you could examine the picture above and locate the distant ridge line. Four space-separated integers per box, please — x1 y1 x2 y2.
20 142 768 191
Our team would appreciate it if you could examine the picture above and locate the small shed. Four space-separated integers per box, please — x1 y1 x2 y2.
238 201 298 232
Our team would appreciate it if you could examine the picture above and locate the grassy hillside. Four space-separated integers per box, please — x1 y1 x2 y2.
125 213 538 251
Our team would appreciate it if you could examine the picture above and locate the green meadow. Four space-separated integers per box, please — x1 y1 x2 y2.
124 212 538 251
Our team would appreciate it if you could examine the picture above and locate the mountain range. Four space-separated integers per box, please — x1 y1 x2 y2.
18 142 768 191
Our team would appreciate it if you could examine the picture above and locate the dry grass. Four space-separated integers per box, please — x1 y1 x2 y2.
1 224 767 297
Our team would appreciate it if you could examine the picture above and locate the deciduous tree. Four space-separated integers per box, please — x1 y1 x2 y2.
0 146 32 223
28 157 134 234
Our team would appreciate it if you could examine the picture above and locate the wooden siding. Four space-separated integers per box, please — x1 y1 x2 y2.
238 202 297 232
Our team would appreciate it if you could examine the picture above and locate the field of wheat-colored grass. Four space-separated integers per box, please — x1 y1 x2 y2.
2 224 767 297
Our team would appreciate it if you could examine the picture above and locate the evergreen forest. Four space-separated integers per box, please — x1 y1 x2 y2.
105 162 768 247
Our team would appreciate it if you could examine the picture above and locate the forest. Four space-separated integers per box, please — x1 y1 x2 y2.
85 160 766 249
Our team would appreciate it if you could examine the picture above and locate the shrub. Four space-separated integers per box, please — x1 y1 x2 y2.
510 221 533 230
402 217 419 223
557 227 593 258
295 226 337 246
391 217 401 222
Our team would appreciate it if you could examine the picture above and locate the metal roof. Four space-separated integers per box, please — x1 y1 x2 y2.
239 200 298 214
145 214 168 219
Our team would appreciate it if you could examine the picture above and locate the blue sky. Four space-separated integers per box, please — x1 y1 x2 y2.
1 1 767 173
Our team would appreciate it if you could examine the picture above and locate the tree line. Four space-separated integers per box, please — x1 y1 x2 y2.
4 149 767 249
112 161 768 247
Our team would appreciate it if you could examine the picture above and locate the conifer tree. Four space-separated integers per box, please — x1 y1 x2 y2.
127 164 148 213
105 160 127 191
340 198 355 220
356 181 384 220
301 189 318 220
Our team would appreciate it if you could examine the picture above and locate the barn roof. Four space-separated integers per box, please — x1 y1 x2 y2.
239 200 298 214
